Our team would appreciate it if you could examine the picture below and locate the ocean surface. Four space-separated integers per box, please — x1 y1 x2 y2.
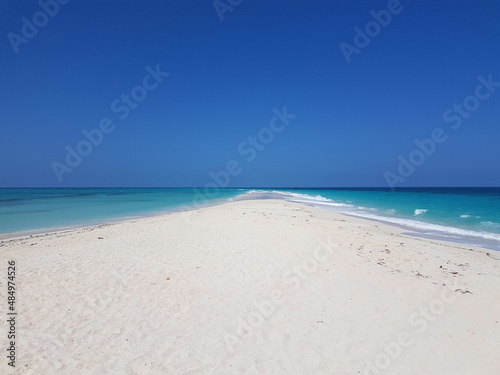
1 187 500 251
0 188 244 235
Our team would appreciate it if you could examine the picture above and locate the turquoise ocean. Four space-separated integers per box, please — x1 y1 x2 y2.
1 188 500 251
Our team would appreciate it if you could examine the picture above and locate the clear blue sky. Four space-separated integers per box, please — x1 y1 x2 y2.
1 0 499 187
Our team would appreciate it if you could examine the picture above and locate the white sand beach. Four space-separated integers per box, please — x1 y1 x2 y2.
1 199 499 374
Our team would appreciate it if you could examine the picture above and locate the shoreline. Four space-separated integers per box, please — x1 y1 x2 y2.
341 213 499 253
0 194 236 242
2 196 500 253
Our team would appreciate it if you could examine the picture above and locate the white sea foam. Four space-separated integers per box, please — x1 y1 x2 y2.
283 193 350 208
414 209 428 216
460 214 471 219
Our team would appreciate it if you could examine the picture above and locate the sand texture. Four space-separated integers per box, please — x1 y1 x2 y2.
0 199 499 374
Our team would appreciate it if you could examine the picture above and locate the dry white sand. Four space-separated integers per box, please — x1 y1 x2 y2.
0 199 499 374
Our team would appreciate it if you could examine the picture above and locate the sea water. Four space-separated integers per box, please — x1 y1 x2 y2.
0 188 244 235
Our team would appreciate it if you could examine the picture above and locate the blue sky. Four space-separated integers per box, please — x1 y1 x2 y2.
1 0 499 188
